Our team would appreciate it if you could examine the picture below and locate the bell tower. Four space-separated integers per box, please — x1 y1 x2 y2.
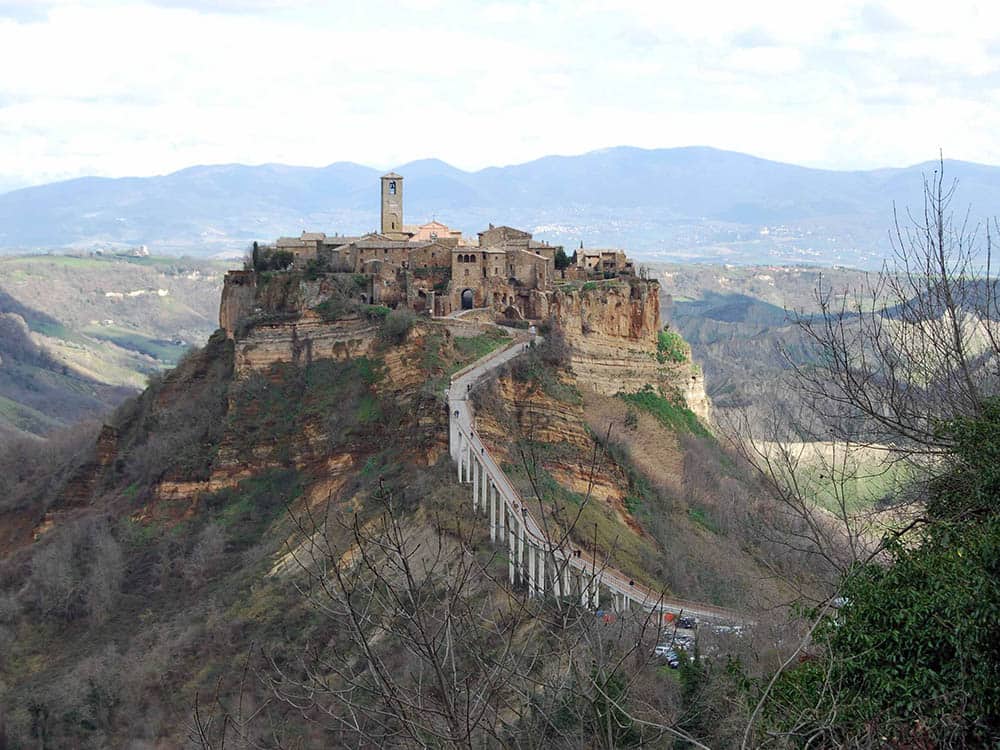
380 172 403 236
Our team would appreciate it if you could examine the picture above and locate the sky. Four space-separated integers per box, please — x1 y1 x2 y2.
1 0 999 191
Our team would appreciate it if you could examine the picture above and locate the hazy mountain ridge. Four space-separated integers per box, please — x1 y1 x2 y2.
4 147 1000 267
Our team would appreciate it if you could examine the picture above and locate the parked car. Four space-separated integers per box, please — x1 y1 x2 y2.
672 635 695 651
653 645 680 668
712 624 745 636
677 616 697 629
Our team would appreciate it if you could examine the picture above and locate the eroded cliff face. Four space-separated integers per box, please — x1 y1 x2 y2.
219 270 256 337
233 312 379 375
550 281 711 424
474 376 651 548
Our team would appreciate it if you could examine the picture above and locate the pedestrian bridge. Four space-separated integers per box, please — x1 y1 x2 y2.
448 334 748 625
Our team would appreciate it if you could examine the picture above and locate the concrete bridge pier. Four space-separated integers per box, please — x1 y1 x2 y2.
497 489 506 542
489 482 497 542
472 457 480 511
508 525 516 585
537 548 546 597
481 461 488 516
527 544 537 597
517 515 526 583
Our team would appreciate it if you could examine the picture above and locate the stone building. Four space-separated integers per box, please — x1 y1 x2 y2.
252 172 634 320
576 248 633 277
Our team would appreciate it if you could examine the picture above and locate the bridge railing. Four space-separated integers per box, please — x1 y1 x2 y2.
449 344 751 625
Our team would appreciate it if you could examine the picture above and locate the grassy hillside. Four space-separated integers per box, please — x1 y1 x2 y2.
0 253 235 436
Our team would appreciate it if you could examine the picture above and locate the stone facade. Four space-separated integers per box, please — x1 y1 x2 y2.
381 172 404 237
576 249 633 277
248 172 571 320
239 172 648 326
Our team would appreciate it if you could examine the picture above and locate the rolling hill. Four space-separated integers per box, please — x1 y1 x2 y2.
0 253 234 436
4 147 1000 268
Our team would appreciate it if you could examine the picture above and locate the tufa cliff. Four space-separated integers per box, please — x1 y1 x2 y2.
550 278 711 423
221 268 710 425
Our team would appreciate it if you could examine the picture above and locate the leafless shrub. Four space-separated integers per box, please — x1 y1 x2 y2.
0 420 100 514
182 523 227 588
20 518 124 624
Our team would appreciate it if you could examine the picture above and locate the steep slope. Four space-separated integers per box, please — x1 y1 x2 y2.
0 254 233 435
0 309 132 437
0 275 807 748
471 333 788 612
0 313 519 747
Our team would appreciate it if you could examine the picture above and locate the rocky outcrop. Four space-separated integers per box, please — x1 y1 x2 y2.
219 270 256 337
550 280 711 424
56 425 118 508
552 280 661 341
476 377 592 453
233 311 379 375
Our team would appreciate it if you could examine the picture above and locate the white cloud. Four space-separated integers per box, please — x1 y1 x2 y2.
1 0 999 189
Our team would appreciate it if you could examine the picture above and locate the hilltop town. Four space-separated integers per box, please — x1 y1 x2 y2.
234 172 635 322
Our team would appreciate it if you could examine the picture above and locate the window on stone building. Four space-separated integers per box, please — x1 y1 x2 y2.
389 181 396 195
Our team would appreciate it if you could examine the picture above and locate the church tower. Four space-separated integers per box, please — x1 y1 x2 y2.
381 172 403 236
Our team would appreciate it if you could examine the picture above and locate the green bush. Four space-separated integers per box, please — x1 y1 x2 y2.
618 386 710 438
762 400 1000 746
303 256 331 280
365 305 391 321
624 407 639 430
313 297 355 322
253 249 294 272
379 309 415 343
656 328 687 364
554 248 571 270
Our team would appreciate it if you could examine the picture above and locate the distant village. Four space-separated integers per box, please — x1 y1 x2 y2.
249 172 636 320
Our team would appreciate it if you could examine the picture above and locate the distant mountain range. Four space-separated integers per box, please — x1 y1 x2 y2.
3 146 1000 268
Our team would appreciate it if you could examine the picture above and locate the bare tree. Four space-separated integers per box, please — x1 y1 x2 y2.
727 160 999 590
789 158 998 456
730 159 1000 747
